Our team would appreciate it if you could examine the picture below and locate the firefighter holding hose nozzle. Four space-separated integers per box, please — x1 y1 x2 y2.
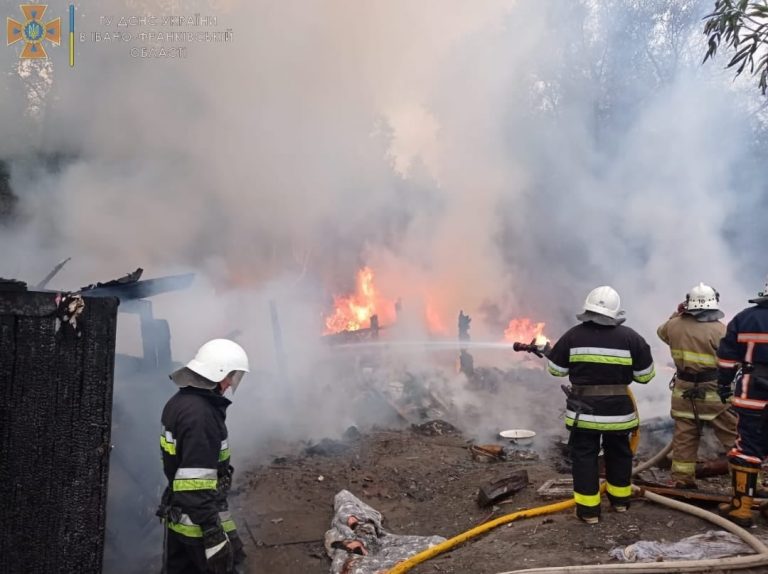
516 286 655 524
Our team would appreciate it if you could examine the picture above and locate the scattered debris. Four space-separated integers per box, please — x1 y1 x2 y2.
468 443 539 464
343 426 362 441
324 490 445 574
506 449 539 462
477 470 529 507
305 438 352 457
241 423 749 573
537 478 575 500
412 419 460 436
470 444 506 463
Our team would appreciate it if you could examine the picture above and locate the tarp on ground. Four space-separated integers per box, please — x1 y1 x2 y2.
325 489 445 574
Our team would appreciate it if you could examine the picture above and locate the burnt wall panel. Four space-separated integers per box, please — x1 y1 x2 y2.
0 291 118 574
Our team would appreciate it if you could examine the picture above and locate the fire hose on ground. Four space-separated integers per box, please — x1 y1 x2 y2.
387 441 768 574
495 487 768 573
386 381 759 573
384 343 766 573
385 441 662 574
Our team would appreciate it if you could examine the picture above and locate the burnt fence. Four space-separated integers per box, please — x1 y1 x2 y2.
0 286 118 574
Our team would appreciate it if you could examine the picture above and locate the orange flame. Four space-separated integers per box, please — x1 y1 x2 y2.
425 301 449 336
324 267 396 334
503 318 548 345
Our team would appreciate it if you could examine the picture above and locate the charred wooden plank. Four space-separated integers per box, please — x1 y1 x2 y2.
477 470 529 507
0 291 118 574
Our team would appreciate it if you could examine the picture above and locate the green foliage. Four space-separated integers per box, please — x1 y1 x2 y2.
703 0 768 94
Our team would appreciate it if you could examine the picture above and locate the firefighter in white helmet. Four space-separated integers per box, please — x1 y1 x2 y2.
657 283 736 489
547 286 655 523
157 339 250 574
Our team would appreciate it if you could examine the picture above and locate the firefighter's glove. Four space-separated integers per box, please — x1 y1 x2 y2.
203 525 233 574
717 383 733 404
536 340 552 358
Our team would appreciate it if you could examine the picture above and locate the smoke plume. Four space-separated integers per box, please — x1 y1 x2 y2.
2 1 768 568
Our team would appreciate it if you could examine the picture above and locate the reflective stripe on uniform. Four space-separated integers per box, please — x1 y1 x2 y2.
175 468 218 479
671 460 697 476
671 409 720 421
219 439 230 462
606 482 631 498
718 358 739 368
633 364 655 383
569 347 632 366
732 396 768 410
671 388 721 420
548 361 569 376
671 388 722 403
161 436 176 455
670 349 717 367
173 479 217 491
173 467 218 492
167 512 237 538
737 333 768 344
205 540 228 559
728 449 763 466
571 347 631 358
565 410 638 431
160 428 176 455
573 491 601 507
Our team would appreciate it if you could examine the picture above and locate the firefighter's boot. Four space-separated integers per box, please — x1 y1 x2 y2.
718 465 758 528
670 460 698 489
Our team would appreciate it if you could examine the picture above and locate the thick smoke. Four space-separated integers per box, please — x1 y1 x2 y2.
1 0 768 568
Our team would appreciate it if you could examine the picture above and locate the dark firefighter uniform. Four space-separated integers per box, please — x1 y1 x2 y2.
159 386 245 573
716 298 768 526
657 313 736 487
548 323 655 520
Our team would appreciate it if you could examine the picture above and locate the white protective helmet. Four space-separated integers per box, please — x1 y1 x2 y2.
582 285 623 320
686 283 719 311
171 338 250 392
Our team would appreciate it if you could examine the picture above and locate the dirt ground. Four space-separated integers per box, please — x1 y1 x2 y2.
231 423 766 574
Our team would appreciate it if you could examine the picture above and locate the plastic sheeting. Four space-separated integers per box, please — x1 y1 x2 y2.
610 530 760 562
325 490 446 574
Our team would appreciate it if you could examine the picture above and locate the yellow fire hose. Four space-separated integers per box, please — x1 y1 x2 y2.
497 487 768 573
386 388 652 574
385 496 587 574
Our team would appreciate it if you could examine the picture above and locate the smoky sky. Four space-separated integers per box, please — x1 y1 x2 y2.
1 0 767 402
11 5 768 570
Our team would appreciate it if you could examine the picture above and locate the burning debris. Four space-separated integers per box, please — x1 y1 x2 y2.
324 267 397 335
503 318 547 346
